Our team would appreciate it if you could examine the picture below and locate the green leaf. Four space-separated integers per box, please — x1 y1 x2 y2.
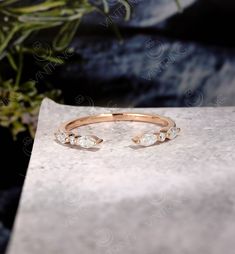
175 0 182 12
9 1 66 14
0 0 21 7
53 19 81 51
6 52 18 71
12 121 26 138
117 0 131 21
0 24 22 57
102 0 109 13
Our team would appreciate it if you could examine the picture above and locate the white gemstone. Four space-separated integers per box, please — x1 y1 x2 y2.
139 133 157 146
55 131 67 144
158 132 166 142
167 127 178 140
77 136 96 148
69 135 76 145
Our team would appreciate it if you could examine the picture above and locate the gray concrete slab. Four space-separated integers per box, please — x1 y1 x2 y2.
7 98 235 254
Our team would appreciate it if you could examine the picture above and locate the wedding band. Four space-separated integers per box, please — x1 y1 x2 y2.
54 113 181 149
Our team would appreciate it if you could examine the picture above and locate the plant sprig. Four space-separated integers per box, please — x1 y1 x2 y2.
0 0 181 138
0 0 132 138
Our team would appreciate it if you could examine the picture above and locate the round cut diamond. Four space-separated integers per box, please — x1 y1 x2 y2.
77 136 97 148
139 133 157 147
158 132 166 142
69 135 76 145
167 127 178 140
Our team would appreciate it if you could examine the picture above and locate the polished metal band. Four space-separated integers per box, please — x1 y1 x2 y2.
55 113 180 149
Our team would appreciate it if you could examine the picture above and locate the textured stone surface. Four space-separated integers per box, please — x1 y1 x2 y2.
7 99 235 254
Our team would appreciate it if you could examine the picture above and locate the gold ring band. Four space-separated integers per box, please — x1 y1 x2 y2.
54 113 180 149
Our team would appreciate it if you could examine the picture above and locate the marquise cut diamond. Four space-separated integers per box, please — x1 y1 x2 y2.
55 131 67 144
77 136 97 148
139 133 157 147
167 127 178 140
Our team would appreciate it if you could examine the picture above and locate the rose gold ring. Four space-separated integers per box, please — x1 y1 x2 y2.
54 113 180 149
